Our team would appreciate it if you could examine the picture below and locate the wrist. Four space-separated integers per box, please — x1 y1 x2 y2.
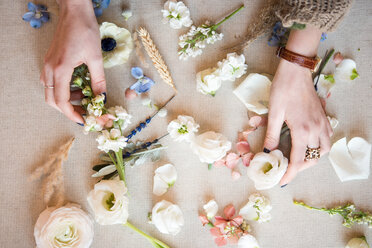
285 25 322 57
58 0 93 12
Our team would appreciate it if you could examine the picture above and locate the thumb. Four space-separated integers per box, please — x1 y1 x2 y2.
263 111 284 152
87 58 107 96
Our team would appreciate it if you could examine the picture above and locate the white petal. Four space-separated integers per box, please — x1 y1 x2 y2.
239 202 258 221
329 137 371 182
238 234 260 248
233 73 271 115
92 164 116 177
314 74 335 98
155 164 177 186
334 59 358 83
327 116 339 130
346 237 370 248
153 174 169 196
203 200 218 219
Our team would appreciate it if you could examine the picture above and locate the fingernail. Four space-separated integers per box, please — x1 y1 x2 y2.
263 148 271 153
280 184 288 188
103 92 107 104
76 122 84 126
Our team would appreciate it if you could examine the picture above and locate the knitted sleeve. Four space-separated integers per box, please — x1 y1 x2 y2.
276 0 353 32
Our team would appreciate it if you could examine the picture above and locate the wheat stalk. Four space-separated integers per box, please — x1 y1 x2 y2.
30 137 74 207
137 27 177 92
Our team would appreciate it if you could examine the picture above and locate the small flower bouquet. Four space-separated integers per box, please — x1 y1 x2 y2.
71 64 170 248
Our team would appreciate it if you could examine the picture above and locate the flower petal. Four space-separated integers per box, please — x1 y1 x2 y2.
155 164 177 186
91 164 116 177
236 141 250 155
215 237 227 246
248 115 263 128
234 73 271 115
223 204 235 219
199 215 209 226
214 159 226 168
238 234 260 248
334 59 359 83
94 7 103 17
101 0 111 9
40 12 49 23
328 137 371 182
203 200 219 219
242 153 254 167
30 18 42 28
131 67 144 79
225 153 240 169
27 2 37 11
210 227 223 237
22 12 35 22
231 170 241 181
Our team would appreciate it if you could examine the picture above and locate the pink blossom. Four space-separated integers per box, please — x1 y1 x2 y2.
225 153 240 169
231 171 241 180
199 215 209 226
236 141 250 155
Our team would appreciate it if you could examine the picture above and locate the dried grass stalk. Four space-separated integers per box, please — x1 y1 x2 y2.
137 27 177 92
133 31 149 68
227 1 280 52
30 137 74 207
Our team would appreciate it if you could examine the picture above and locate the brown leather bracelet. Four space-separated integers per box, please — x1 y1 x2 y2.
276 46 322 72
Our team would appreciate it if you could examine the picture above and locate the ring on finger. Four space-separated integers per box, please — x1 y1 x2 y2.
305 146 320 161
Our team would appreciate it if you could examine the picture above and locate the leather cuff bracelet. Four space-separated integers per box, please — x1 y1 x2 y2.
276 46 322 72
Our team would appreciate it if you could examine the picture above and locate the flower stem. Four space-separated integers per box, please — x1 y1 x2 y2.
111 150 126 186
213 5 244 30
124 221 170 248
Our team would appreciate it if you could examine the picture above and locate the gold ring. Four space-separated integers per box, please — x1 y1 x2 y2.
44 85 54 89
305 147 320 161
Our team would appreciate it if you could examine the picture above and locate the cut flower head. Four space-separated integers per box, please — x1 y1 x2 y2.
239 193 272 223
151 200 184 235
167 115 200 142
153 163 177 196
162 1 193 29
247 150 288 190
22 2 49 29
100 22 133 68
334 58 359 83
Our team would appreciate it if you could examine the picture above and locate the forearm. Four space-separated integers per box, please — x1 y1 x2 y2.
285 25 322 57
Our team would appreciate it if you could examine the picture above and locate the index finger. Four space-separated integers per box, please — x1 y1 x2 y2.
54 66 84 124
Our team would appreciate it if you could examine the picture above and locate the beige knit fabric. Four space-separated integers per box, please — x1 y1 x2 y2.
276 0 354 32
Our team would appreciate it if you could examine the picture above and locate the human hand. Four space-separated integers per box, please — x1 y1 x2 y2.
263 26 333 186
41 0 106 124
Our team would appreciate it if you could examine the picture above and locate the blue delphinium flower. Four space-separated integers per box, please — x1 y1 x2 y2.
130 67 155 94
92 0 110 17
22 2 49 29
268 22 289 47
320 33 327 41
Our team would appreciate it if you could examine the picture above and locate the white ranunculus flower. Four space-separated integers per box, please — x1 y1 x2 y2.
151 200 184 235
203 200 218 219
314 74 335 98
196 68 222 96
84 116 103 134
100 22 133 68
191 131 232 164
34 203 94 248
96 129 127 153
238 234 260 248
247 150 288 190
217 53 248 81
328 137 371 182
167 115 199 142
334 59 359 83
153 164 177 196
107 106 132 129
87 180 129 225
239 193 272 223
346 237 369 248
161 1 193 29
233 73 271 115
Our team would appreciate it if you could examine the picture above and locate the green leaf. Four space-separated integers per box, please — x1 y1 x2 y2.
92 164 116 177
92 163 112 172
324 74 335 84
290 22 306 30
208 163 212 170
350 68 359 80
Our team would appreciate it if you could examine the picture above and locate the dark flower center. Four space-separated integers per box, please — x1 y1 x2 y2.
101 38 117 52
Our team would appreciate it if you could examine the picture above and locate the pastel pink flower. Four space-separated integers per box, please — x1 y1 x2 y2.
231 171 241 180
199 214 209 226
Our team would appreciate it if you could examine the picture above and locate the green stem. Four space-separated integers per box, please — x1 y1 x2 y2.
124 221 170 248
111 150 126 186
213 5 244 29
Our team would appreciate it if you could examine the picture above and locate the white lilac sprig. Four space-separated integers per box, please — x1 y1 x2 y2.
294 200 372 228
22 2 49 29
178 5 244 60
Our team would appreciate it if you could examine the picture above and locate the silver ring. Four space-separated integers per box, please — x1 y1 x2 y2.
44 85 54 89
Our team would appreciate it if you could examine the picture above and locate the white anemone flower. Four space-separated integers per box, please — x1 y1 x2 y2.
334 59 359 83
34 203 94 248
233 73 271 115
328 137 371 182
203 200 218 219
151 200 184 235
346 237 370 248
167 115 199 142
247 150 288 190
196 68 222 96
239 193 272 223
87 180 129 225
238 234 260 248
153 164 177 196
217 53 248 81
100 22 133 68
162 1 193 29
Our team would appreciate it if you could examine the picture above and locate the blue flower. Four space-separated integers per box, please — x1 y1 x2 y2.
320 33 327 42
22 2 49 29
268 22 289 47
129 67 155 94
92 0 110 17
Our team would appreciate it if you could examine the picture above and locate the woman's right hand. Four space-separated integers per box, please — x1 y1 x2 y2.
41 0 106 124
